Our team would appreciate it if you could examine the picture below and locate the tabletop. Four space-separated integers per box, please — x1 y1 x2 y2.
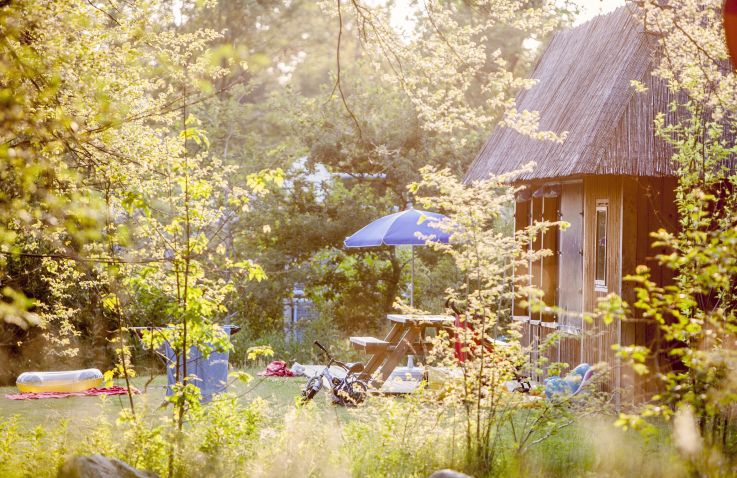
386 314 455 325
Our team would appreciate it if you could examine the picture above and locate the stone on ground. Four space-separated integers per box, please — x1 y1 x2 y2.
57 455 158 478
429 469 473 478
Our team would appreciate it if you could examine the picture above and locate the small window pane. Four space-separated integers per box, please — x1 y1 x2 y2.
595 202 607 289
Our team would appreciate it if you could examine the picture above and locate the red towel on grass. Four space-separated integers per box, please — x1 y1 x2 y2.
5 386 140 400
258 361 294 377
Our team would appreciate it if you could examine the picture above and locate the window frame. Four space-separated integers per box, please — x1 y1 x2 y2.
594 199 608 292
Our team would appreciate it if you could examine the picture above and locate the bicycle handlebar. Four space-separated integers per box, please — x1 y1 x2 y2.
445 297 462 315
313 340 331 359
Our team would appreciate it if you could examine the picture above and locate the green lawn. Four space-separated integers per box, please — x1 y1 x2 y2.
0 368 309 431
0 370 684 478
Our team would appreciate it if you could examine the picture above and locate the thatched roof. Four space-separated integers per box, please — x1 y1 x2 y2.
466 6 678 182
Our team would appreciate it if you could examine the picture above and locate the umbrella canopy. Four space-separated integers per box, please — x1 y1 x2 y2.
344 207 452 308
344 208 451 248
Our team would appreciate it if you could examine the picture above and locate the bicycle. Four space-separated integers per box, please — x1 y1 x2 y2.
300 341 368 406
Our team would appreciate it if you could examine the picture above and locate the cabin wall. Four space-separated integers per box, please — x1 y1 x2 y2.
559 332 582 367
541 196 559 324
513 192 560 379
557 182 584 372
558 182 584 330
512 175 677 407
531 196 543 323
513 182 586 379
513 200 531 318
620 176 678 405
582 176 623 395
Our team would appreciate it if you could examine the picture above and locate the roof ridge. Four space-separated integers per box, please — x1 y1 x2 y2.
580 10 651 175
465 3 675 182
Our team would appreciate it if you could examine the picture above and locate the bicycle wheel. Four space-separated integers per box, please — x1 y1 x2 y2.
301 377 321 402
335 379 368 406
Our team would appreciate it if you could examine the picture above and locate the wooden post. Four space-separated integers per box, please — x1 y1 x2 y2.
373 327 421 387
360 323 404 381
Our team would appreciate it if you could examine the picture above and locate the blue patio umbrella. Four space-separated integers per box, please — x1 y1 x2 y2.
344 207 452 307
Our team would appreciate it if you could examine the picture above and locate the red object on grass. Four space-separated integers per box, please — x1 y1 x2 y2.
5 386 140 400
258 360 295 377
454 313 468 363
725 0 737 69
451 311 495 363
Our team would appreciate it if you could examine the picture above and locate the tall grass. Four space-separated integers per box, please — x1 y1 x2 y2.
1 384 734 477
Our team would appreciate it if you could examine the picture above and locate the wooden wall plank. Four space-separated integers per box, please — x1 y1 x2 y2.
621 177 639 405
542 196 560 322
532 197 543 324
514 200 531 318
631 177 678 401
538 323 560 376
559 182 584 330
583 176 622 393
559 332 582 368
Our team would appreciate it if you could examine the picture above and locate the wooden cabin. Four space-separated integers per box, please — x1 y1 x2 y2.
465 6 680 406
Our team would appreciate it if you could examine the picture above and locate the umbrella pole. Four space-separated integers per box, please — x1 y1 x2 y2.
411 244 415 309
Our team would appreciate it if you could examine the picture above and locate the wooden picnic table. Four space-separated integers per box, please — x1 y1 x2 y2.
351 314 455 388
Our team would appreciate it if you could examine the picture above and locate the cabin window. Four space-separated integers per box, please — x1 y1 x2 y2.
594 200 608 292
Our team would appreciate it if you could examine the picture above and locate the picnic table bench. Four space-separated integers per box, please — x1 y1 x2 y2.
350 314 454 388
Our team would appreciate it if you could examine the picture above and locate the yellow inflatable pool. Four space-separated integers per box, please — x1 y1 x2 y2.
16 369 103 393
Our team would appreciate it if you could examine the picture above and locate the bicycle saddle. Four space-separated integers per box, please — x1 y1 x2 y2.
335 361 365 374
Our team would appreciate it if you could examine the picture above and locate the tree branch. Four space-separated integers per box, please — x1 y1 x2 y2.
331 0 364 142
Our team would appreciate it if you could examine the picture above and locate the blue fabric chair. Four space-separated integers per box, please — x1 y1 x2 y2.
544 363 593 399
